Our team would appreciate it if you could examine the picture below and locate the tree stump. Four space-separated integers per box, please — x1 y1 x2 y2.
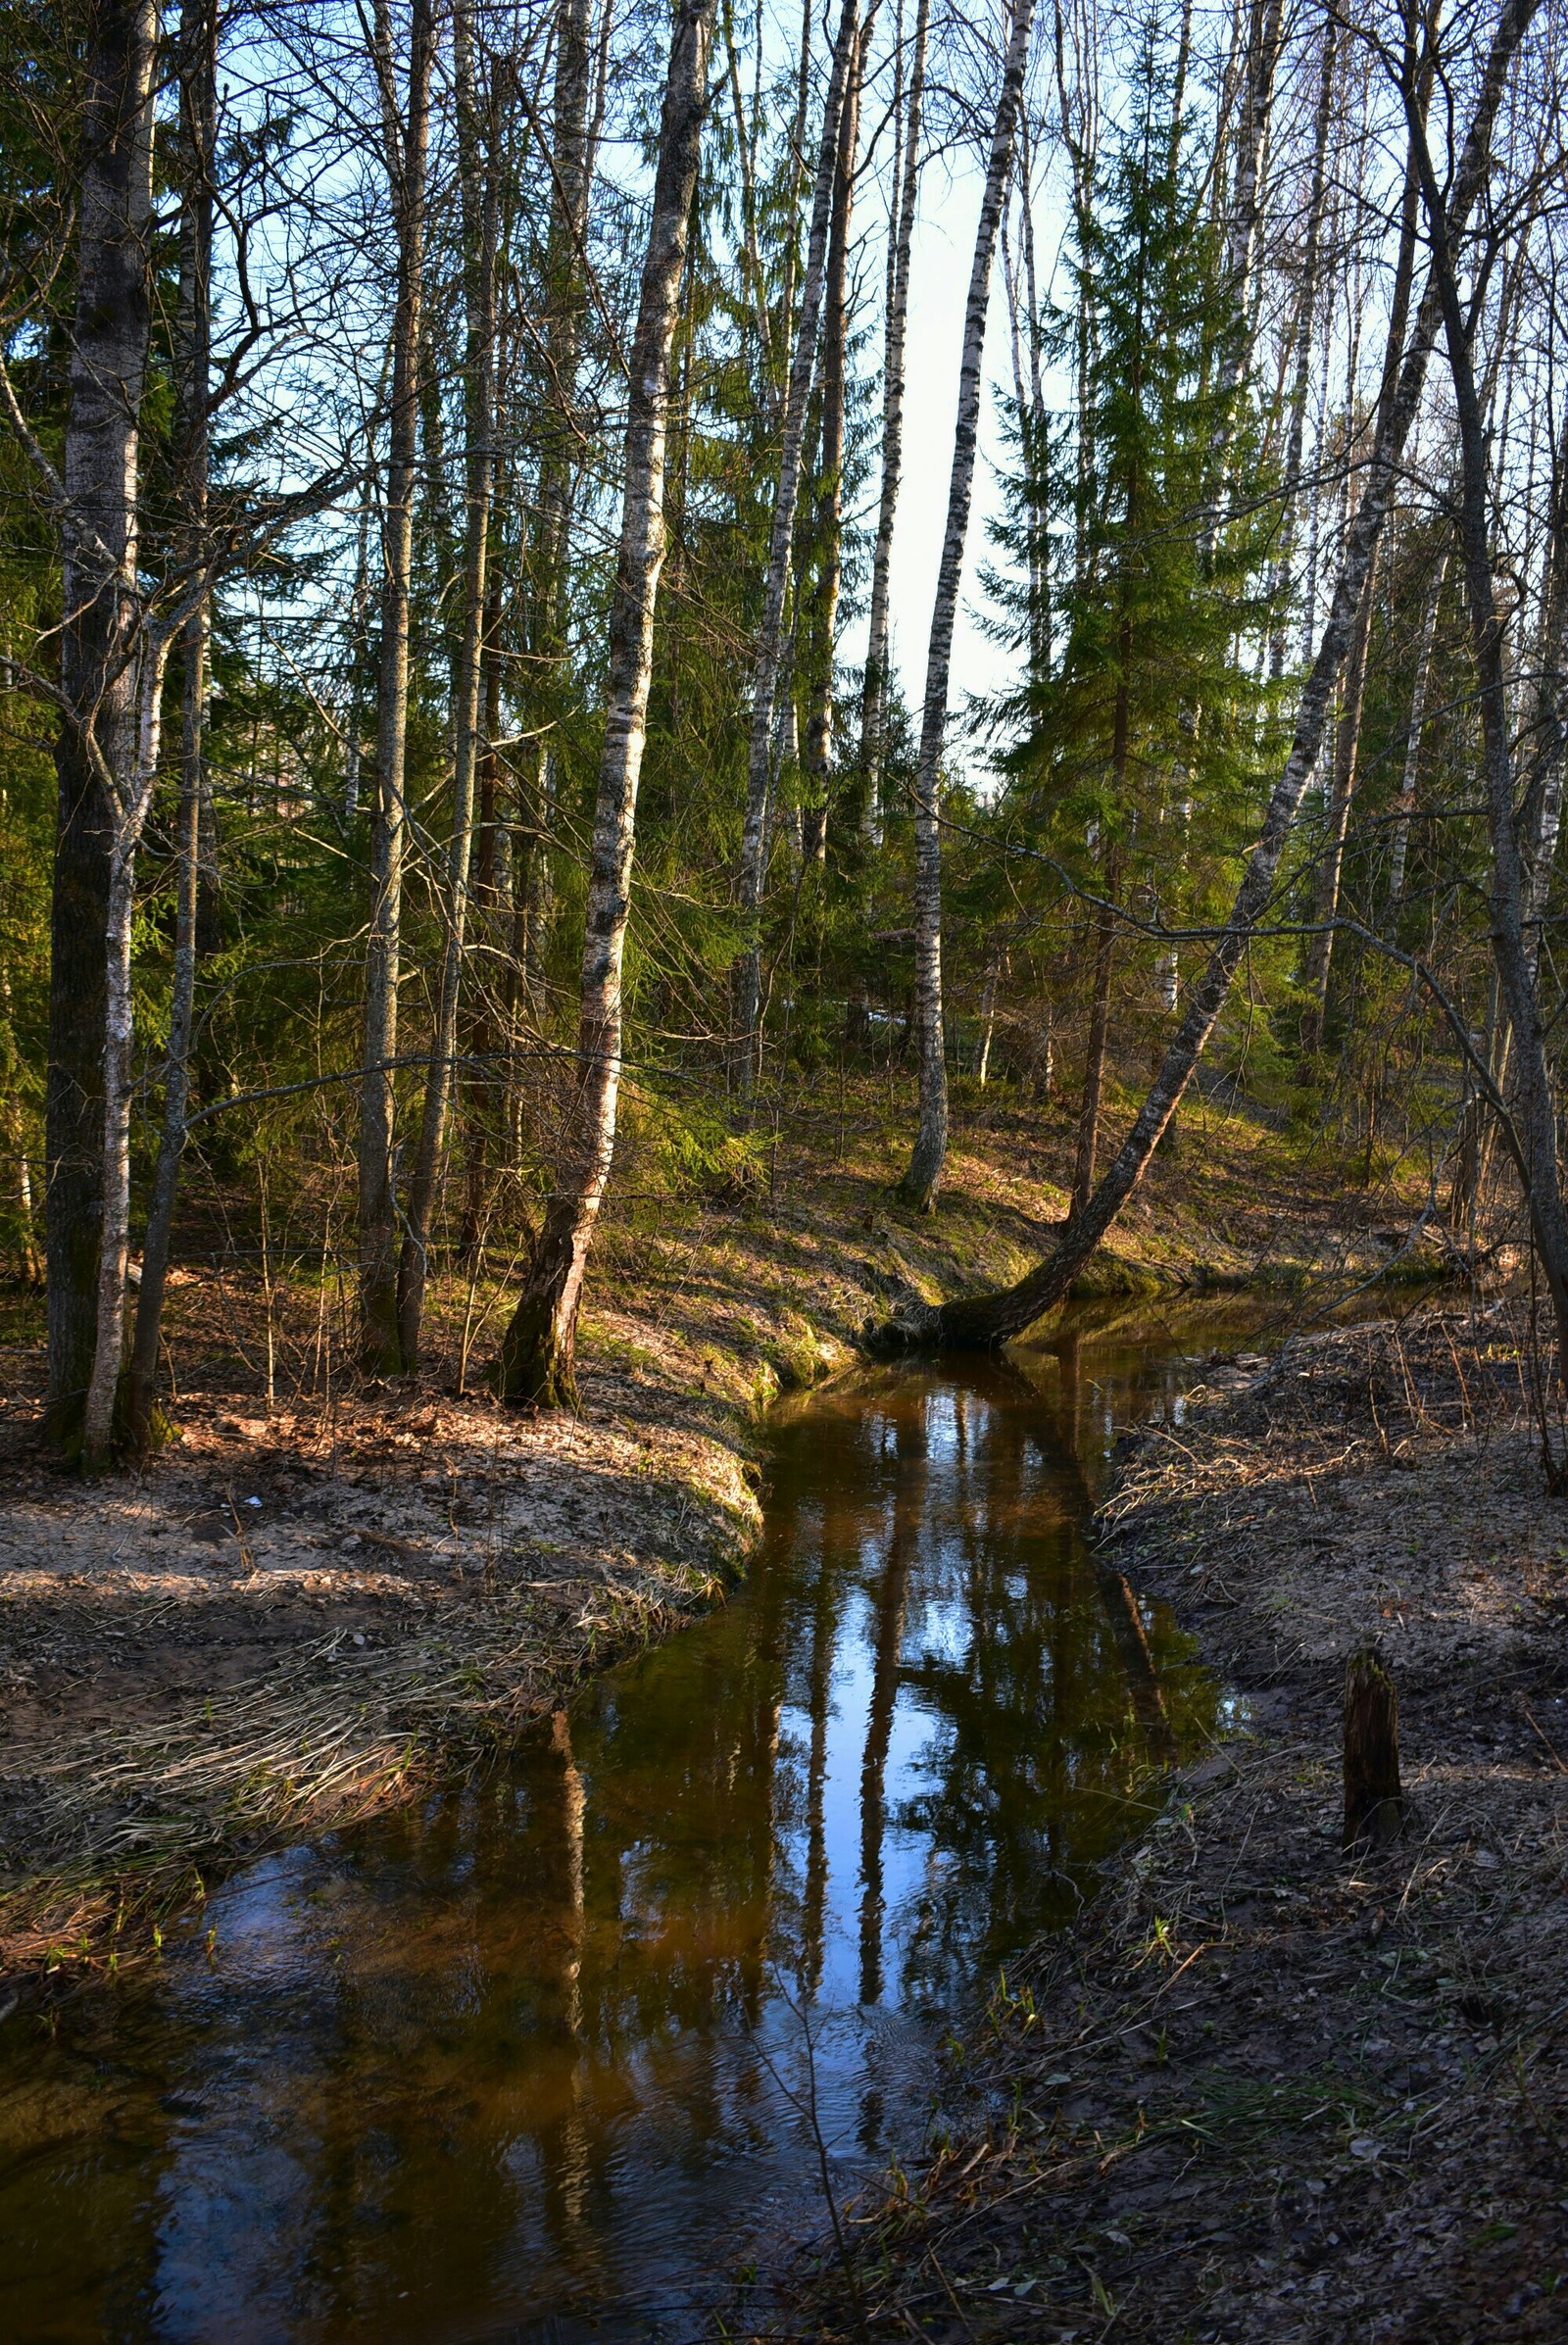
1344 1646 1404 1848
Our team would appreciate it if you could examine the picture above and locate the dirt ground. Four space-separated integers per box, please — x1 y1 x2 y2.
0 1082 1437 1994
784 1300 1568 2343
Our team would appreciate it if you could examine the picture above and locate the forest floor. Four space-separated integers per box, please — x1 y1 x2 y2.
0 1072 1445 1992
783 1299 1568 2344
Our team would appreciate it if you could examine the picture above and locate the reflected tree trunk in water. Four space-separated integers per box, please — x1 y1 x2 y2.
1095 1566 1179 1763
800 1495 843 2002
858 1420 920 2005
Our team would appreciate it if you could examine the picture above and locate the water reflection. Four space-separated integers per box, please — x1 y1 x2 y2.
0 1316 1227 2342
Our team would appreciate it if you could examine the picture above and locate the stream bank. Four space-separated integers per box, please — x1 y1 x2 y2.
784 1299 1568 2343
0 1084 1437 1989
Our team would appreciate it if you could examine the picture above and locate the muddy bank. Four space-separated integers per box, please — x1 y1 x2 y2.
783 1300 1568 2343
0 1108 1064 1987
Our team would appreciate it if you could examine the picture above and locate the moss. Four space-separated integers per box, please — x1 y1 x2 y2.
1065 1252 1175 1301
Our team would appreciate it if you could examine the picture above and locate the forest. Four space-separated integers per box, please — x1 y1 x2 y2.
2 0 1564 1445
0 0 1566 2334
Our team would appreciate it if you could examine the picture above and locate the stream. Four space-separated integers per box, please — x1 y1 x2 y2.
0 1303 1262 2342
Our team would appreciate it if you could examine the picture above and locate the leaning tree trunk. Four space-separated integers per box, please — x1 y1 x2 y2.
45 0 157 1445
1411 80 1568 1380
497 0 717 1409
733 0 858 1096
359 0 435 1374
897 0 1036 1211
396 0 499 1367
882 0 1540 1347
858 0 929 806
125 0 217 1455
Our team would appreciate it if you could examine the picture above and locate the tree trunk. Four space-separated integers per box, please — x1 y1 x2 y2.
883 0 1539 1348
858 0 929 809
397 0 499 1367
496 0 716 1408
358 0 435 1374
1388 552 1446 905
459 573 505 1257
1344 1647 1403 1847
125 0 216 1455
81 633 175 1470
799 10 864 865
45 0 157 1443
1300 9 1428 1050
1298 547 1379 1053
1073 897 1114 1213
897 0 1036 1211
1269 9 1335 684
1410 75 1568 1379
974 949 1002 1086
517 0 595 1022
733 0 858 1096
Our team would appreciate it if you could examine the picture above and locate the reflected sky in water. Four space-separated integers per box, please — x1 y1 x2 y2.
0 1310 1236 2341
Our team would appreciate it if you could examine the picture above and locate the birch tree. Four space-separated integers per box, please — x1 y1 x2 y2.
898 0 1037 1211
884 0 1540 1344
496 0 717 1408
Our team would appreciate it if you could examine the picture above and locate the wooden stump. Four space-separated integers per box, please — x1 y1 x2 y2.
1344 1646 1404 1848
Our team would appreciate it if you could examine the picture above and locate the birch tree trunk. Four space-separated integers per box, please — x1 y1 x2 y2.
397 0 499 1366
733 0 858 1096
81 632 176 1470
800 9 865 858
125 0 217 1454
497 0 716 1409
358 0 435 1374
45 0 157 1442
897 0 1036 1211
858 0 928 803
882 0 1539 1347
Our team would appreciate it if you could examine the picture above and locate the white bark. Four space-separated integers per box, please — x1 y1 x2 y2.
45 0 158 1437
898 0 1037 1210
858 0 929 807
82 630 176 1469
498 0 717 1407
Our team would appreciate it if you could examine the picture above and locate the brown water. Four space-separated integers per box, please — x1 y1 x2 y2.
0 1308 1241 2342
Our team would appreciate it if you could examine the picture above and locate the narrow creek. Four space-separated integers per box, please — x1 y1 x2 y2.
0 1303 1266 2342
